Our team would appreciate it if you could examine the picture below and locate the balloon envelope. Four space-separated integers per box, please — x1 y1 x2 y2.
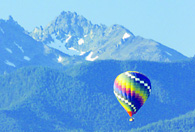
114 71 151 118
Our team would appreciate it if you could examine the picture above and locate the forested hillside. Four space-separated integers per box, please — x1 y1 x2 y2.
128 109 195 132
0 59 194 131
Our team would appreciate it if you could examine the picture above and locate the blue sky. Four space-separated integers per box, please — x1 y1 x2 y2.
0 0 194 57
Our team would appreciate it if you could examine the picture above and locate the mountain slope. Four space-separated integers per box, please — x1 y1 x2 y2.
0 16 73 74
66 59 195 122
0 67 123 131
31 11 188 62
0 60 194 131
129 109 195 132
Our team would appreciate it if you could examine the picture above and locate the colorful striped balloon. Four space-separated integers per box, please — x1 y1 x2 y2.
114 71 151 121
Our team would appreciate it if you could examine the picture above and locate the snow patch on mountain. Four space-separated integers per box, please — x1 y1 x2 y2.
80 51 86 56
86 52 98 61
68 47 78 51
24 56 31 61
49 35 69 53
14 42 24 53
57 55 66 63
4 60 16 67
0 27 4 34
166 51 172 56
57 56 63 63
68 47 81 55
78 38 84 45
29 11 188 62
66 34 72 43
5 48 12 53
123 33 131 40
33 27 39 33
49 35 81 56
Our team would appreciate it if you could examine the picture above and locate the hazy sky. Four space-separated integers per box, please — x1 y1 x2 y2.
0 0 194 57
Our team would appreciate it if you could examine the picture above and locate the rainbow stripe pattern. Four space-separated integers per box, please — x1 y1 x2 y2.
114 71 151 117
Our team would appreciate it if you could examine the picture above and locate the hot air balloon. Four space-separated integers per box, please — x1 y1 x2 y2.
113 71 151 122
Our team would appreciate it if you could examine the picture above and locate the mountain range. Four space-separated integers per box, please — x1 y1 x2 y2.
0 11 194 131
31 11 188 62
0 11 189 73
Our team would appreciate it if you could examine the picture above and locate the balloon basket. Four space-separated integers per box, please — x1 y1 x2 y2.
129 118 134 122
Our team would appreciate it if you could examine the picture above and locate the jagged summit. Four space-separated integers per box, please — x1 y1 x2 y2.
30 11 187 62
59 11 88 25
31 11 107 42
0 16 25 33
8 15 14 21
